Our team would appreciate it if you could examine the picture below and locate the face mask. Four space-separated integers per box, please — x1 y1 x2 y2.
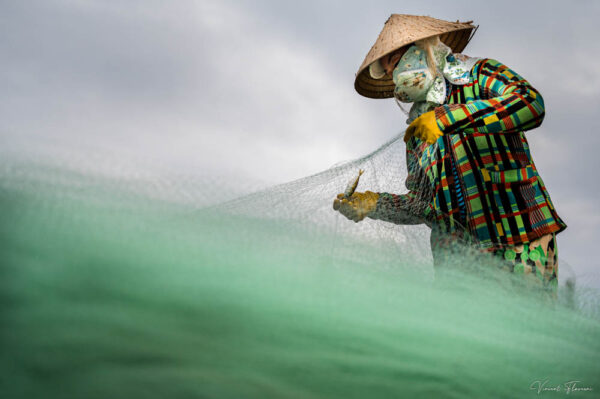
392 44 449 104
392 45 435 103
392 42 482 124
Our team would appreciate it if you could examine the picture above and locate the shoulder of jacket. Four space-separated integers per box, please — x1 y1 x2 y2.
475 58 510 76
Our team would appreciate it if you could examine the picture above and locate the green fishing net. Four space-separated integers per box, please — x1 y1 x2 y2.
1 136 599 398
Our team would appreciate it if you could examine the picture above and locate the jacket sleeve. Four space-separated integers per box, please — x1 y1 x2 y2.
369 190 431 225
434 58 546 135
368 142 433 225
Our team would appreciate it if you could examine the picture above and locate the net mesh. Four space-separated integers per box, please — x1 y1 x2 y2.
219 133 432 264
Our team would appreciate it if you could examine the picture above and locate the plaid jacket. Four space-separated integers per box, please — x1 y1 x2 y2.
374 58 567 248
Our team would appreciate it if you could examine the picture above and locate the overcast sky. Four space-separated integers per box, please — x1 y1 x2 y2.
1 0 599 284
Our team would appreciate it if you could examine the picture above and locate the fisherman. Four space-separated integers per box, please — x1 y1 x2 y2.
333 15 566 290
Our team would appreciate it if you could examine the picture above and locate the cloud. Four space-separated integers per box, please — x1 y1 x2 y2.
1 0 392 183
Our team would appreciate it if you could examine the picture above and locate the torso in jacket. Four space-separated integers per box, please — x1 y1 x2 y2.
375 57 567 249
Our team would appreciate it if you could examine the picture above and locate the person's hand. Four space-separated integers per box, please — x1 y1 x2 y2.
333 191 379 222
404 111 443 144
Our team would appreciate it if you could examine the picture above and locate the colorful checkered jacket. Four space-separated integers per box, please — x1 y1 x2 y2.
372 58 567 249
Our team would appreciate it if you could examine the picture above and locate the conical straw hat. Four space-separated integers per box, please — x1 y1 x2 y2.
355 14 478 99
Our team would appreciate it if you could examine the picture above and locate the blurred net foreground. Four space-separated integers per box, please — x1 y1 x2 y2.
1 137 599 398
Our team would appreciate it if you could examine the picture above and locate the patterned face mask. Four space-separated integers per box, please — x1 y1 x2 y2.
392 41 482 123
392 43 449 104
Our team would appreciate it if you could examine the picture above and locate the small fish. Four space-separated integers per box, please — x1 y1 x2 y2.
344 169 364 198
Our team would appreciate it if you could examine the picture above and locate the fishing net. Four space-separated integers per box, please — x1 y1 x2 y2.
1 134 599 398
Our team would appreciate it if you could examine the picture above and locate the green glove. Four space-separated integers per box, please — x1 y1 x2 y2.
333 191 379 223
404 111 444 144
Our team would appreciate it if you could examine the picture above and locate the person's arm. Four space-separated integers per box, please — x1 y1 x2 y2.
434 58 545 135
369 190 431 225
369 143 433 225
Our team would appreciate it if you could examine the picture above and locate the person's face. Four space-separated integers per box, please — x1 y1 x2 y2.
380 48 407 78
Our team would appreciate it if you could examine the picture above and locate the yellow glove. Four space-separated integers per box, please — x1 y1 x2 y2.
332 191 379 223
404 111 443 144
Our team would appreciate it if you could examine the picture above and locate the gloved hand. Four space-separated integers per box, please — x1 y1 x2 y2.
404 110 443 144
333 191 379 223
